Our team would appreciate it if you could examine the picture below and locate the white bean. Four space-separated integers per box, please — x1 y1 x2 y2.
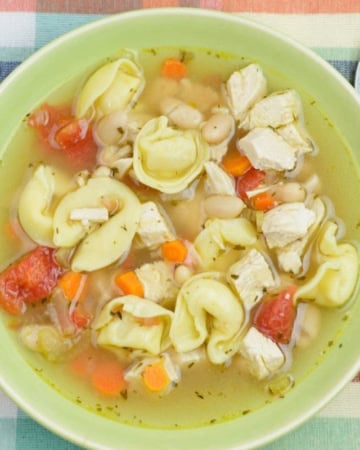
94 111 127 146
272 182 306 203
174 264 194 285
296 303 321 349
202 113 233 145
160 97 203 129
204 195 245 219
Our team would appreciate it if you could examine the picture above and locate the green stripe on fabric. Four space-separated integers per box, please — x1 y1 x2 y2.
15 417 81 449
262 417 360 450
0 48 35 62
0 418 17 450
312 47 360 61
35 13 105 49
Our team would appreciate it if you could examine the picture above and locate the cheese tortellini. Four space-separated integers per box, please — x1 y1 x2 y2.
53 177 141 271
18 164 74 246
296 221 359 307
194 217 257 269
93 296 173 355
133 116 209 193
75 53 145 119
170 272 245 364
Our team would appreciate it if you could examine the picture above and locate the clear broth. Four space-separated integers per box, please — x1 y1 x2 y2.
0 47 359 429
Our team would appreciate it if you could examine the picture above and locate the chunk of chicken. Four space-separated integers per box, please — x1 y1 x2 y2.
136 202 175 248
204 161 235 196
241 90 301 130
240 327 285 380
262 202 316 249
227 249 276 309
135 261 178 303
238 127 297 171
225 64 267 121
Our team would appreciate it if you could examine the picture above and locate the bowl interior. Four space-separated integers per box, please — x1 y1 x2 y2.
0 8 359 450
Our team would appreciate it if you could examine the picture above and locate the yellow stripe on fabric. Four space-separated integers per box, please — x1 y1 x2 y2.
318 383 360 418
236 13 360 48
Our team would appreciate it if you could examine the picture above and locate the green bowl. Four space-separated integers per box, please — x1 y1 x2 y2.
0 8 359 450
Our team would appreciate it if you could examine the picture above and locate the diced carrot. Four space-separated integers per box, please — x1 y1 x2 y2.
252 192 276 211
161 58 187 80
7 319 22 330
222 155 252 177
69 350 95 378
115 271 144 297
142 362 170 392
91 360 127 397
4 222 18 240
161 240 188 263
136 317 161 327
58 271 87 302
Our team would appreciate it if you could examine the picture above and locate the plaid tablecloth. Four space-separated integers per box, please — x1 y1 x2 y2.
0 1 359 449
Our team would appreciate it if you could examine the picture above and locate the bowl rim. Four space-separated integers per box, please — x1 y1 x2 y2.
0 7 359 450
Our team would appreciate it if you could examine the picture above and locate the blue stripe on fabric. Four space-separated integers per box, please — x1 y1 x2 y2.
327 60 358 86
262 417 360 450
35 13 105 50
0 61 21 82
0 59 356 85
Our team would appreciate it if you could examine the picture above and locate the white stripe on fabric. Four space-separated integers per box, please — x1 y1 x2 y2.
237 13 360 49
0 12 35 48
0 390 18 419
317 382 360 418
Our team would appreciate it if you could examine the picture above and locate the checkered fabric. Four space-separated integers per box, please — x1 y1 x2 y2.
0 1 359 449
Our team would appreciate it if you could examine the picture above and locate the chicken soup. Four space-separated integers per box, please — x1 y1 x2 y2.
0 47 358 428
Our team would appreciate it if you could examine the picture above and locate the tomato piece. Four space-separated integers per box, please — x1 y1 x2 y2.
55 119 89 150
71 307 91 329
0 247 63 315
253 286 297 344
236 167 266 201
28 104 97 170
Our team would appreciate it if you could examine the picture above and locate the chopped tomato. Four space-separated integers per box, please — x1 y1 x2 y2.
28 104 97 170
0 247 63 315
71 307 91 329
236 167 266 201
253 286 297 344
55 119 89 150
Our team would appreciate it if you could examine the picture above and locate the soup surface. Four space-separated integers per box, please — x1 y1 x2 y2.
0 47 359 429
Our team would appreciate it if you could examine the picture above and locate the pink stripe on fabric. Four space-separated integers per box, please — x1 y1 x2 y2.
0 0 36 12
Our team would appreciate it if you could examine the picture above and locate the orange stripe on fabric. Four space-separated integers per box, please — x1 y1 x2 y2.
0 0 36 11
221 0 360 13
143 0 179 7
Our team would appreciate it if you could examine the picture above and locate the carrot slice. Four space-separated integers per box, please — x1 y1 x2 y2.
222 155 252 177
58 271 87 302
253 192 276 211
91 360 127 397
115 271 144 297
69 350 95 378
161 240 188 263
161 58 187 80
142 362 170 392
